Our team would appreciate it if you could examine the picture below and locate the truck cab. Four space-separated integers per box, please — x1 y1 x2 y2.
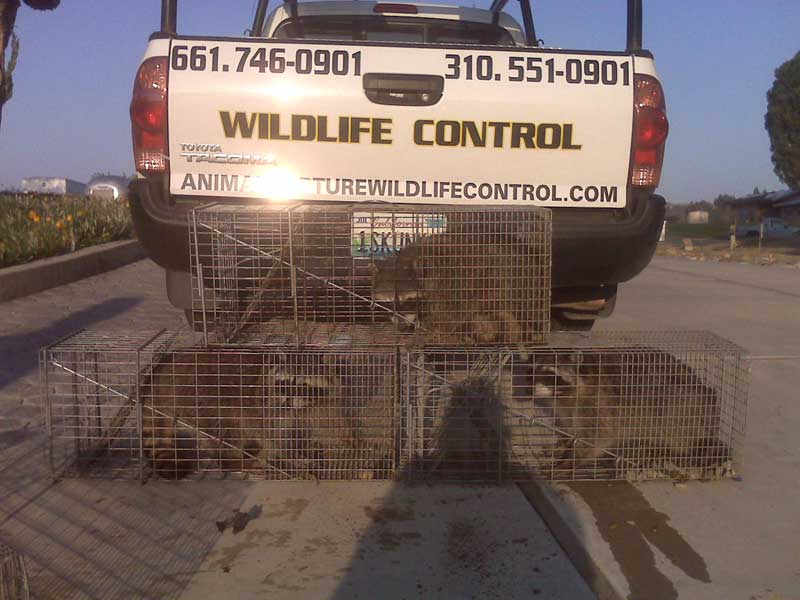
129 0 668 330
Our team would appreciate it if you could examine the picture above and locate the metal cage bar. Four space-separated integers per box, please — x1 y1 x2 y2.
627 0 643 52
0 545 30 600
160 0 177 35
165 0 642 52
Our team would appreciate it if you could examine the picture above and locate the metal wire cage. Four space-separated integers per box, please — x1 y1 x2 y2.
189 203 552 348
42 330 398 481
0 545 30 600
42 330 748 483
401 331 748 482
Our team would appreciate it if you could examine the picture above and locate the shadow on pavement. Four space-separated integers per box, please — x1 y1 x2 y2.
0 433 253 599
323 475 595 600
0 297 142 391
568 481 710 600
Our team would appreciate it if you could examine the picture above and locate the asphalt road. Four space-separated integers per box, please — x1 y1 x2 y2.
1 255 797 599
583 256 800 599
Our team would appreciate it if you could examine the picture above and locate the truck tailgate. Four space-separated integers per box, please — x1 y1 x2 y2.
167 38 634 207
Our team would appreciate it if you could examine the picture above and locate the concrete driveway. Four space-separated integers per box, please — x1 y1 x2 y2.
0 259 590 599
532 256 800 600
1 255 798 599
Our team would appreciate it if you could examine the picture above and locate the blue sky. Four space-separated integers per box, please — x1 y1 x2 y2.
0 0 797 203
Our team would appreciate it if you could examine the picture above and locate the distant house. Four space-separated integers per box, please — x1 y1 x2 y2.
21 177 86 195
687 210 709 224
665 202 713 224
722 190 800 223
85 175 132 200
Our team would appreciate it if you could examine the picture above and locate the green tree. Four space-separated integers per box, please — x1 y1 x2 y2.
765 51 800 189
0 0 60 130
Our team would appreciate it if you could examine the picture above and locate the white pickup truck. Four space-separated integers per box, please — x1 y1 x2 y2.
129 0 668 330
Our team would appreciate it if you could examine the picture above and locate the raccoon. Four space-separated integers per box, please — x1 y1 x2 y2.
412 348 730 481
371 232 543 346
139 350 395 480
521 348 730 478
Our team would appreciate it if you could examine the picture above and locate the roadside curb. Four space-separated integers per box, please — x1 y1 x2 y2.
518 482 626 600
0 240 145 303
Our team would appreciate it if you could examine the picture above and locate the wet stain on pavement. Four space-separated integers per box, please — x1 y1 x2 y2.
207 529 292 570
364 502 414 524
262 571 304 592
569 481 710 600
215 504 262 534
262 498 310 522
376 530 422 551
308 535 339 552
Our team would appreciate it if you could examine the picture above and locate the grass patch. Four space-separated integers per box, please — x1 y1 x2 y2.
666 223 729 239
0 193 132 268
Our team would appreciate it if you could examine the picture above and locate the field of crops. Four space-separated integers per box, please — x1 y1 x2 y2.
0 194 133 268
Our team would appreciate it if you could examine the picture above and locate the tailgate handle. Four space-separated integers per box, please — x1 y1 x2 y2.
363 73 444 106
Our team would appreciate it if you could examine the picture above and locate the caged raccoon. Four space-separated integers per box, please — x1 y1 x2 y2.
516 348 732 479
414 348 732 481
371 231 544 346
139 350 395 480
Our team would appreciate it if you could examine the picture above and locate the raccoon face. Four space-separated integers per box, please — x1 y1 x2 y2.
371 257 421 303
532 359 583 405
270 370 337 409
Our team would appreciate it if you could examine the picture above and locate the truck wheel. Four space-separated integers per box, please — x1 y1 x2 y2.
551 310 596 331
184 309 202 331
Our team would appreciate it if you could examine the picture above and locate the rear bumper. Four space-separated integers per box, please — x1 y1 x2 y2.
129 178 665 288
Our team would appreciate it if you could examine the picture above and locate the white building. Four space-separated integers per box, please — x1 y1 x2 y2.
21 177 86 195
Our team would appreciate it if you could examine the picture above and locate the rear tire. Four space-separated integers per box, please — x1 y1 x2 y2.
551 311 596 332
184 309 201 332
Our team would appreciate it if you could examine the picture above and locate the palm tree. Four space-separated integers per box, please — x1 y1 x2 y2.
0 0 60 129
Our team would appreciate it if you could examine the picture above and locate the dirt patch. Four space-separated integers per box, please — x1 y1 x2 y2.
657 236 800 268
568 482 710 600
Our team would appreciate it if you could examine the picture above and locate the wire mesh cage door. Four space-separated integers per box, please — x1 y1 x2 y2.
138 346 400 481
41 331 171 479
190 204 552 348
0 545 30 600
402 332 748 483
401 349 514 482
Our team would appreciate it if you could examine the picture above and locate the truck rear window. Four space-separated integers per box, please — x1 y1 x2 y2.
272 16 516 46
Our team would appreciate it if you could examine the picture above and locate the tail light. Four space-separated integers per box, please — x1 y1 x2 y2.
130 57 169 175
631 74 668 187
